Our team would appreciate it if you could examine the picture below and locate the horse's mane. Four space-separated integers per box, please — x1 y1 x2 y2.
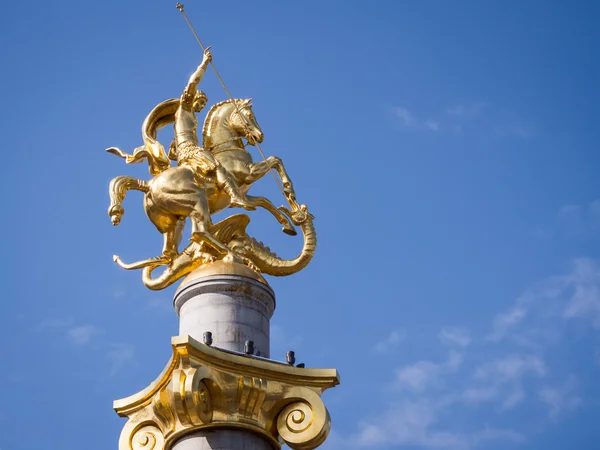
202 99 247 146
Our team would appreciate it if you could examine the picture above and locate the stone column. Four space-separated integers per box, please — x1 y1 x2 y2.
172 261 276 450
114 261 338 450
173 261 275 357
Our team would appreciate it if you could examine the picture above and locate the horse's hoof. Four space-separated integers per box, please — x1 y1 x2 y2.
282 225 297 236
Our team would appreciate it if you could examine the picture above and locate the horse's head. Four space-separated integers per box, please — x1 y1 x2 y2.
230 98 264 146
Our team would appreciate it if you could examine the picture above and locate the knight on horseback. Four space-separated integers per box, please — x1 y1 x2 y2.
171 48 255 211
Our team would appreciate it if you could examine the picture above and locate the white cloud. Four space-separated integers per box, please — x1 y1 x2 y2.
392 106 439 132
374 330 405 354
487 307 527 342
106 343 136 377
562 259 600 327
40 318 104 347
462 355 545 411
355 399 463 448
68 325 102 345
395 350 463 392
500 388 525 411
354 399 523 449
446 102 486 118
474 355 546 382
335 258 600 448
490 259 600 344
439 327 471 347
424 120 440 131
396 361 441 392
539 376 581 419
535 200 600 239
462 386 498 404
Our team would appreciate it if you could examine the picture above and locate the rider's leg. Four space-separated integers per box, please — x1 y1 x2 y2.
189 208 243 263
215 165 256 211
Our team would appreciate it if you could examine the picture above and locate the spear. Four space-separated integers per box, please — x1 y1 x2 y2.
175 3 292 205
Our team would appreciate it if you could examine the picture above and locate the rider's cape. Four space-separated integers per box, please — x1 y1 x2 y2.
107 98 180 176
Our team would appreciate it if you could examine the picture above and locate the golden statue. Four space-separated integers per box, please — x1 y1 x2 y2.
106 48 315 290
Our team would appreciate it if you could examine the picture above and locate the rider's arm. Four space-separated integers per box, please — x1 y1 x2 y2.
181 49 212 106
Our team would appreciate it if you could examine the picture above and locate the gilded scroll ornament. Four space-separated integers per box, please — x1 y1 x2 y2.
106 48 316 289
277 388 331 450
114 336 339 450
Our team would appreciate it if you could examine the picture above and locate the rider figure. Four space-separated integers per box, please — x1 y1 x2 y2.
172 48 255 211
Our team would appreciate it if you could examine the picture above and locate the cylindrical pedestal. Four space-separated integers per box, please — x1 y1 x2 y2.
174 429 274 450
173 263 275 358
172 263 277 450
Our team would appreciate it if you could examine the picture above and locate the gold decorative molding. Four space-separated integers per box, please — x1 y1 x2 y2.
114 336 339 450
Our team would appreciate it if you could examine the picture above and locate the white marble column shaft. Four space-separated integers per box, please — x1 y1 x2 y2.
172 270 276 450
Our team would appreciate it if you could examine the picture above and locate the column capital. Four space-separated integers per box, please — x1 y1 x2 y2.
114 336 340 450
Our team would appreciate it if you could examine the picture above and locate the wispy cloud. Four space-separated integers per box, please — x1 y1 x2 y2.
439 327 471 347
392 101 536 140
535 199 600 240
39 319 104 346
374 330 405 354
106 343 136 377
68 325 103 345
474 355 546 381
487 307 527 342
395 350 463 392
539 376 581 419
353 399 524 449
336 259 600 448
392 106 440 132
488 258 600 346
466 355 546 411
39 318 134 376
446 102 486 118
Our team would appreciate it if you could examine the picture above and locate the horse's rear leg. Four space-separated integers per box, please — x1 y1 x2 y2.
162 219 185 259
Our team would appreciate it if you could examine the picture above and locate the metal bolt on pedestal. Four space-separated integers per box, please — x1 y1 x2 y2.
286 351 296 365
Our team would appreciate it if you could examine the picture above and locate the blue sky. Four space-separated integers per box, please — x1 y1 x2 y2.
1 1 599 449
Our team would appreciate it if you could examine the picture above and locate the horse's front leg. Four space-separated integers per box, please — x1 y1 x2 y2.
248 156 298 208
245 195 297 236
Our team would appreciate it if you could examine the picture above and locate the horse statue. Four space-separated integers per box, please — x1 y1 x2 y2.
107 98 315 289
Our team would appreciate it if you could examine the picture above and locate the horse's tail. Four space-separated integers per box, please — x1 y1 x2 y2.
108 176 150 226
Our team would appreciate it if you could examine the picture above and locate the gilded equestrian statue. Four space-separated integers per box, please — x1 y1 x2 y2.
106 48 315 289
